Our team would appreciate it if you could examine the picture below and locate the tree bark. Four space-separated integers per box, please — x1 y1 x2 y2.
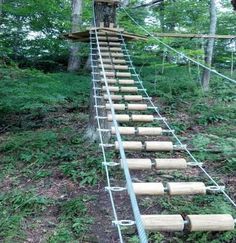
67 0 83 72
201 0 217 91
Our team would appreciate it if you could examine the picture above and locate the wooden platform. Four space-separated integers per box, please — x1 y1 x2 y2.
64 27 147 42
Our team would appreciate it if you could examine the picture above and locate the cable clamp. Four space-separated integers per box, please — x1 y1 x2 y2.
102 162 119 167
105 186 126 192
206 186 225 192
112 220 135 226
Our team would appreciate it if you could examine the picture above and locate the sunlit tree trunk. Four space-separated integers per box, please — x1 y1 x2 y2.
201 0 217 91
67 0 83 72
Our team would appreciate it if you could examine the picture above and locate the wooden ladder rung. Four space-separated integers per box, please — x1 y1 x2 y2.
142 215 184 231
103 94 143 101
141 214 235 232
108 114 154 122
101 79 135 85
98 36 119 41
99 42 121 46
111 126 161 134
102 86 138 93
99 64 129 70
100 71 115 77
116 72 131 78
186 214 235 231
132 182 206 195
100 58 126 64
100 52 124 57
107 104 147 111
121 158 187 170
114 141 173 151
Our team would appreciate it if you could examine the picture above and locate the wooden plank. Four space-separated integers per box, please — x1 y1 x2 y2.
154 32 236 39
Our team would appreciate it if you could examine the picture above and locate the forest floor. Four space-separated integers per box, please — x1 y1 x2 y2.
0 65 235 243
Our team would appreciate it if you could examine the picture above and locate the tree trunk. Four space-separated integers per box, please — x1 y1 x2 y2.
67 0 83 72
201 0 217 91
84 55 92 71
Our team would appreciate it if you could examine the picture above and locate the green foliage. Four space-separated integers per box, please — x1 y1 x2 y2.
0 190 52 241
48 196 94 241
0 67 90 114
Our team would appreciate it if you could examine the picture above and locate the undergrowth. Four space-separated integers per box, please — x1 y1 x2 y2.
0 62 235 242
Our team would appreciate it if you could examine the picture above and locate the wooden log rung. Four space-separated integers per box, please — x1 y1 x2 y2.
121 158 187 170
116 72 131 78
98 36 119 41
142 215 184 231
145 141 173 151
100 58 126 64
121 158 152 170
101 79 135 85
167 182 206 195
99 47 122 52
100 52 124 57
115 141 143 151
141 214 235 232
107 114 154 122
155 158 187 169
133 183 165 195
99 64 129 70
186 214 235 231
104 94 143 101
115 141 174 151
132 182 206 195
99 42 121 46
111 126 160 134
100 71 115 77
106 104 147 111
102 86 138 92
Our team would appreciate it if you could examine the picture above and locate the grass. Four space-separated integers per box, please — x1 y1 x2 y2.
0 61 235 242
0 67 102 242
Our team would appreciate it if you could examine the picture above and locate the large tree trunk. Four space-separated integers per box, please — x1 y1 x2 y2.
201 0 217 91
67 0 83 72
